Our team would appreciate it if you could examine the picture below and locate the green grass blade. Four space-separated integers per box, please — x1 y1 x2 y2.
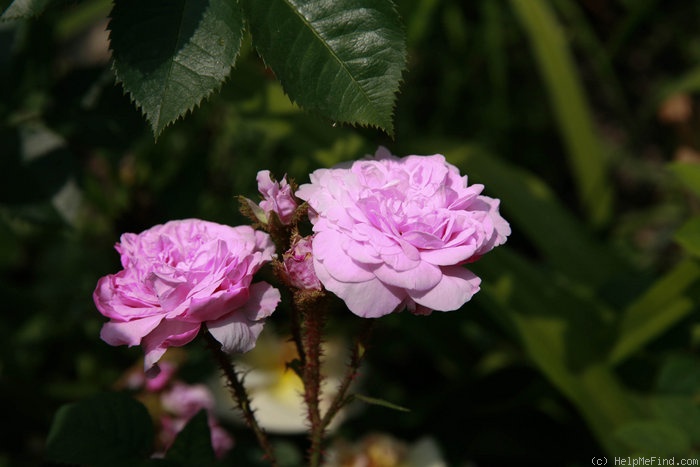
609 258 700 366
477 248 642 455
510 0 613 228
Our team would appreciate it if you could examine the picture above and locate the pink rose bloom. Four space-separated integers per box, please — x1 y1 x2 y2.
257 170 298 224
93 219 281 371
283 235 323 290
296 148 510 318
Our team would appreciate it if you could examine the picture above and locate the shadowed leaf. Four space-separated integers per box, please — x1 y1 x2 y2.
165 410 216 466
45 392 154 465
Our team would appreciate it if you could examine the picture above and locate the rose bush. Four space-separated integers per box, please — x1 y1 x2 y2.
93 219 280 371
296 147 510 317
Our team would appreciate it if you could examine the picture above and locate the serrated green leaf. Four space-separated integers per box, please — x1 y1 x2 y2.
165 410 215 466
353 393 410 412
1 0 51 19
45 392 154 465
109 0 244 138
676 217 700 258
241 0 406 136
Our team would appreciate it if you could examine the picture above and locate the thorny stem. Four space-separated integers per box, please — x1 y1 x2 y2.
289 295 307 368
203 328 278 466
300 302 326 467
320 320 375 432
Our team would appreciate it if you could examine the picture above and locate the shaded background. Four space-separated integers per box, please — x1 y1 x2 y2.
2 0 700 465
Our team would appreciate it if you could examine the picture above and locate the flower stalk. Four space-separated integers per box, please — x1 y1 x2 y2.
320 320 374 432
298 298 327 467
203 328 278 466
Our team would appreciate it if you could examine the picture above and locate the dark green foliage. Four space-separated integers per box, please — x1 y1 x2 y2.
165 410 216 466
45 392 154 465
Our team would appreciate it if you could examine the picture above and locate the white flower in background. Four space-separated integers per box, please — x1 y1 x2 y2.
324 433 447 467
211 330 354 434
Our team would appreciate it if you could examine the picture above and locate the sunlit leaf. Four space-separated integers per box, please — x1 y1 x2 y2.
241 0 406 136
109 0 244 138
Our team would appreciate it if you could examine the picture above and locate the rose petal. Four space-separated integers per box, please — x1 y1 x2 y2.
373 260 442 292
100 313 164 346
142 320 201 371
206 282 280 353
419 244 478 266
409 265 481 311
314 258 403 317
313 230 376 282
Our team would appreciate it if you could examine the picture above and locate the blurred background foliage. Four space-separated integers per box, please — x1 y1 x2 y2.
2 0 700 465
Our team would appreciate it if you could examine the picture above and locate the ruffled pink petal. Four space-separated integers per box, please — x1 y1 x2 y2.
142 320 201 370
185 286 250 322
373 261 442 292
100 314 164 346
206 282 280 353
419 244 478 266
409 266 481 311
93 275 159 320
236 281 280 321
314 257 403 317
313 230 375 282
